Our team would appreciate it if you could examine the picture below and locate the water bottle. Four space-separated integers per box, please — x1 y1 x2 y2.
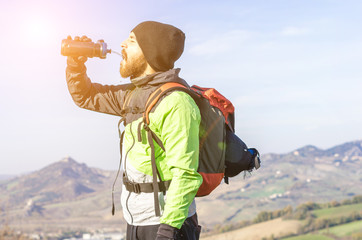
61 38 111 59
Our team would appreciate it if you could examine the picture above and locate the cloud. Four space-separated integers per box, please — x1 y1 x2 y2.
281 26 310 36
188 30 252 56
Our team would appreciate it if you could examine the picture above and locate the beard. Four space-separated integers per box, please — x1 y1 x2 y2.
120 49 148 79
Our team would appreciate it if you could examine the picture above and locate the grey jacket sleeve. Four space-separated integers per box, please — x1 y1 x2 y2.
65 58 133 116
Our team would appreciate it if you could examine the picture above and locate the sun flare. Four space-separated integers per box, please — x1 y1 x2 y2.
24 15 53 41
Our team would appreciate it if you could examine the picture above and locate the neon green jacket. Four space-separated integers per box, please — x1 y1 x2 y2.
66 62 202 229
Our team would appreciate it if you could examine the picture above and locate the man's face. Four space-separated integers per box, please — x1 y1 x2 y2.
120 32 147 79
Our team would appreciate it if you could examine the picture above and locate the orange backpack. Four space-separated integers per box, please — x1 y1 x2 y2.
142 83 260 203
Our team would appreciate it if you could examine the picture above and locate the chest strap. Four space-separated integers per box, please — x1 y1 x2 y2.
123 175 171 194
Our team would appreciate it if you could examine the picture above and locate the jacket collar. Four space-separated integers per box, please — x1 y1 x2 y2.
130 68 187 87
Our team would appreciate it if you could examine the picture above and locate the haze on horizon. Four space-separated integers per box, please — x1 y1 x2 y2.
0 0 361 174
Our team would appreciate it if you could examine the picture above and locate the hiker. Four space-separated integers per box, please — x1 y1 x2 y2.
65 21 203 240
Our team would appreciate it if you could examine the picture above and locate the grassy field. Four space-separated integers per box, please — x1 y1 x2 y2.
246 178 293 199
201 201 362 240
312 203 362 219
281 234 334 240
319 220 362 237
201 218 302 240
281 221 362 240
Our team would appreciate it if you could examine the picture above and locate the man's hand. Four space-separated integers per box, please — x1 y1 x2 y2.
66 35 92 67
156 224 179 240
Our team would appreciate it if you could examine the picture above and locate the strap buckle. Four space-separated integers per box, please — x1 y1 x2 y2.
143 123 150 131
132 183 141 194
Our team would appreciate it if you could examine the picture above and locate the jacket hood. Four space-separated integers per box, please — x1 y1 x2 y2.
130 68 189 88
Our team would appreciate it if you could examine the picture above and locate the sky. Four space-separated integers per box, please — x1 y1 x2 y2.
0 0 361 174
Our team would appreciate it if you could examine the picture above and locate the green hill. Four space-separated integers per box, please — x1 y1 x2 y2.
319 220 362 238
197 140 362 228
0 140 361 237
313 203 362 219
201 196 362 240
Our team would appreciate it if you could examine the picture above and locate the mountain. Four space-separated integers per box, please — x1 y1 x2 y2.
196 140 362 228
0 157 112 206
0 157 124 233
0 140 361 235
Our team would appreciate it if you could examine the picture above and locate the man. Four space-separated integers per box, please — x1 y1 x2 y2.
65 21 203 240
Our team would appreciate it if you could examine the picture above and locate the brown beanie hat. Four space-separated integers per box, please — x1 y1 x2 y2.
132 21 185 72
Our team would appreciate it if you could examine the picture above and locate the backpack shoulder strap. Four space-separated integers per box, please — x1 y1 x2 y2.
143 82 189 126
141 82 192 216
